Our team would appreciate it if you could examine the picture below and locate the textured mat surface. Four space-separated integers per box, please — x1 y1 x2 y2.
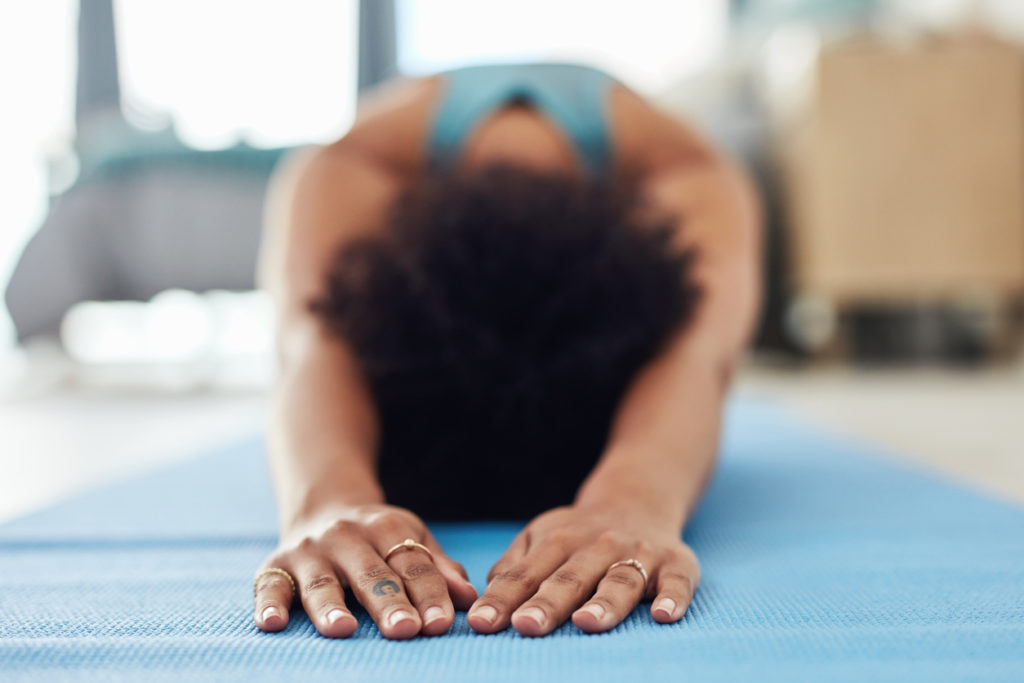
1 398 1022 682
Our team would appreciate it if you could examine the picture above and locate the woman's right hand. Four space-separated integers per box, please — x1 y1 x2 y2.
253 503 479 639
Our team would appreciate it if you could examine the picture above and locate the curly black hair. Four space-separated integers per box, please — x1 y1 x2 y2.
310 164 701 520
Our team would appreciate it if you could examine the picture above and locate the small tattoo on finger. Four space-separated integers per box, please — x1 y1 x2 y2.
373 580 401 596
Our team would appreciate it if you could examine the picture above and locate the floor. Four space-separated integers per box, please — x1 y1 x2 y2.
739 359 1024 506
1 357 1022 525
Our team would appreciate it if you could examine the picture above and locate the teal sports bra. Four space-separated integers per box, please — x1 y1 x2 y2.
427 63 618 177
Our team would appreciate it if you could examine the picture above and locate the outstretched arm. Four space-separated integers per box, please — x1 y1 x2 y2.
254 143 477 640
467 139 762 637
258 146 393 532
575 152 763 529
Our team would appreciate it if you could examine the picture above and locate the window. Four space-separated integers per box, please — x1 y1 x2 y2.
114 0 359 149
0 2 359 351
396 0 729 94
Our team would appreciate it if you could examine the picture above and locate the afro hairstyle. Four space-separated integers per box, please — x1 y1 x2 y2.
310 163 701 520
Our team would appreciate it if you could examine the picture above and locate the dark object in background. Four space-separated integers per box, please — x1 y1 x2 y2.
847 304 1012 365
312 165 702 520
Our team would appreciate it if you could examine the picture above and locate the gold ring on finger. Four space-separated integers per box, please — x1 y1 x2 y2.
607 558 648 592
253 567 297 596
383 537 434 562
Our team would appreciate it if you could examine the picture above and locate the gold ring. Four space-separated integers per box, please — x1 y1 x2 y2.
253 567 297 597
608 558 648 591
383 538 434 562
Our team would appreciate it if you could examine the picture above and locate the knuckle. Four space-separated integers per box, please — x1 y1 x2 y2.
669 544 698 564
658 569 691 583
606 570 642 591
302 574 340 593
495 566 539 592
366 512 410 538
485 562 507 584
398 561 438 581
480 592 514 611
665 547 700 578
595 530 631 549
636 539 655 556
655 547 679 565
545 529 575 550
659 570 696 594
296 536 318 552
256 575 292 594
356 564 395 590
549 568 585 593
325 519 359 538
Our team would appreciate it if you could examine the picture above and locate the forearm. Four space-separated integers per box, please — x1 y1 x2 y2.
268 322 385 532
575 156 762 532
574 334 728 531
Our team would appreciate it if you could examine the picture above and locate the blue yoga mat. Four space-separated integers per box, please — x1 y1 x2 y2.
2 398 1022 682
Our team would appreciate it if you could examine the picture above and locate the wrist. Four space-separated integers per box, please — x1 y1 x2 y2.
573 471 685 533
283 479 387 534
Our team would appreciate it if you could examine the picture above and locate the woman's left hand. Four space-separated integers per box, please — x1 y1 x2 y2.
466 501 700 636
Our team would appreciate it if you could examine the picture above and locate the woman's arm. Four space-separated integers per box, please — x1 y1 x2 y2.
574 153 763 529
467 139 762 638
253 143 478 640
267 320 385 525
258 146 394 526
258 75 443 528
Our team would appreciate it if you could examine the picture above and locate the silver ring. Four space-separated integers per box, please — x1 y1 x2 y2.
607 558 648 591
383 537 434 562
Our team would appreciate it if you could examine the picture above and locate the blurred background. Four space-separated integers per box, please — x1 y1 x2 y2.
2 0 1022 523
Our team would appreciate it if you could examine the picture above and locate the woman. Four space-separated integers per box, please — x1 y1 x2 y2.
253 63 761 640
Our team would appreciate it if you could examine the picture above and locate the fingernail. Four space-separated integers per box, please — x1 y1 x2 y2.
654 597 677 618
423 606 445 624
387 609 415 628
470 604 497 624
515 606 546 627
326 608 348 625
261 606 281 623
579 603 605 620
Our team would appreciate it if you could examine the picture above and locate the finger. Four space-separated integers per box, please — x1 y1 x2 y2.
571 555 650 634
650 550 700 624
468 534 569 634
253 565 296 632
484 531 530 584
510 535 625 637
292 559 359 638
328 533 423 640
379 542 454 637
420 531 479 611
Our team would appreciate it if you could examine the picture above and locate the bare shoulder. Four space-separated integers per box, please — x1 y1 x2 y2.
258 142 401 322
259 76 445 318
607 82 718 174
606 82 761 260
328 75 445 176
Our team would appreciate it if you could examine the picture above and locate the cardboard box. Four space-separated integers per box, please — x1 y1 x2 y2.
777 38 1024 304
